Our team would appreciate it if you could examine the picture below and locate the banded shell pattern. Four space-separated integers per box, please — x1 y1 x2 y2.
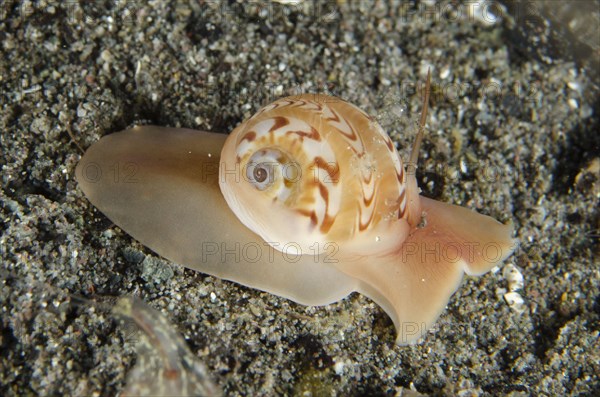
219 94 411 255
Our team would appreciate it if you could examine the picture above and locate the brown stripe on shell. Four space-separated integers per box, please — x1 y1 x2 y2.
396 166 404 184
295 182 336 234
240 131 256 143
296 208 319 229
383 134 395 152
324 108 359 142
362 182 377 207
358 204 376 231
287 99 306 108
320 213 336 233
277 99 298 110
269 116 290 132
267 116 290 144
399 206 407 219
357 180 378 231
317 182 336 233
397 189 406 219
313 157 340 184
285 127 321 141
292 98 323 112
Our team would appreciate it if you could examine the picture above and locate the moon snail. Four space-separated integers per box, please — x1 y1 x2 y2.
76 73 516 345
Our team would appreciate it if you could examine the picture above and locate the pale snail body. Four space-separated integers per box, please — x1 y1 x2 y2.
76 82 516 344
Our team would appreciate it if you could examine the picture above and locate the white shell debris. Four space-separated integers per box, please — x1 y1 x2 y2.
333 361 344 375
466 1 503 26
503 292 527 314
503 264 524 292
502 264 526 313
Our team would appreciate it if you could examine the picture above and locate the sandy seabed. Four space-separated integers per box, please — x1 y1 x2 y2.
1 1 598 396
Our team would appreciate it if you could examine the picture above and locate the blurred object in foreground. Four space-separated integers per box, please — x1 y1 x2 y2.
113 297 222 397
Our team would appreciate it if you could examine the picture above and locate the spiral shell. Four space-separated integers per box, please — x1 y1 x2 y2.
219 94 411 255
